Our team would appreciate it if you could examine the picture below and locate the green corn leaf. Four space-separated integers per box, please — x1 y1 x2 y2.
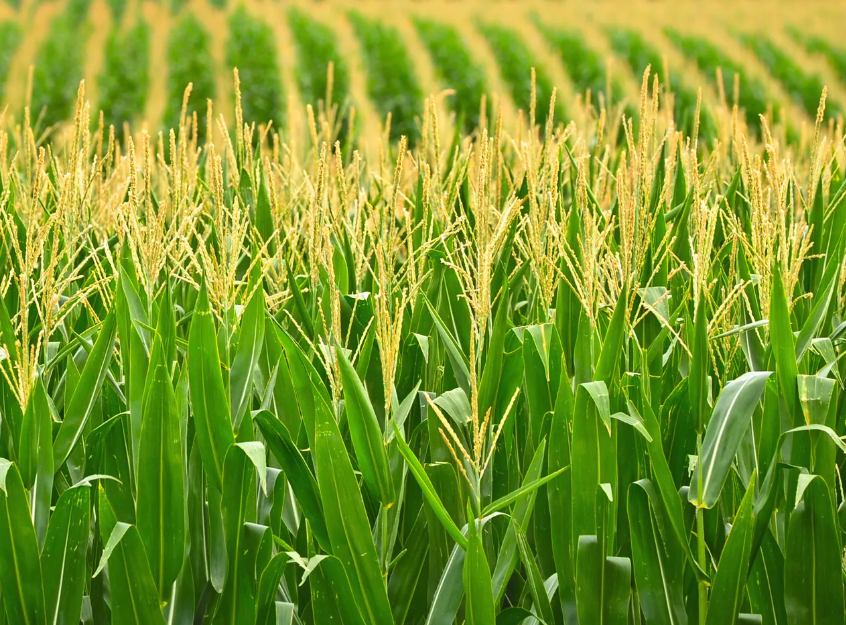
53 309 117 472
492 439 547 601
632 399 708 581
392 421 468 550
95 522 165 625
463 513 496 625
388 510 429 624
187 281 235 492
314 389 393 624
230 268 266 429
19 376 53 545
255 554 289 625
769 263 799 424
424 297 471 396
41 485 90 625
785 475 845 625
425 538 467 625
304 554 367 625
216 444 260 625
576 535 632 625
705 474 756 625
254 409 330 550
137 322 186 599
689 371 771 508
514 521 555 625
336 339 395 506
628 479 686 625
0 459 47 625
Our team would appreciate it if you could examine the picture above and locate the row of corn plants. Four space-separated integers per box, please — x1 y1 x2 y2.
31 0 90 129
348 10 424 143
414 17 489 133
226 6 285 130
288 7 354 145
606 26 710 137
98 21 150 139
740 32 841 121
164 13 216 135
0 55 845 625
793 29 846 87
0 21 20 102
664 29 775 135
478 21 565 126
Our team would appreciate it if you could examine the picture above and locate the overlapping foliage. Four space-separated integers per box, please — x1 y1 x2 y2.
0 68 844 625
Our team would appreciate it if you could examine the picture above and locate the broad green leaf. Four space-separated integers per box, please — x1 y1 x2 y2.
769 263 799 424
425 538 467 625
336 341 395 506
230 271 266 428
254 410 330 550
582 380 611 435
425 297 471 396
216 445 260 625
705 475 756 625
628 480 686 625
784 475 844 625
53 309 117 471
188 281 235 492
796 374 836 425
304 554 366 625
514 521 555 625
464 514 496 625
0 460 46 625
41 485 90 625
256 554 288 625
393 421 468 550
388 510 429 624
19 376 53 545
689 371 771 508
314 389 393 624
137 326 186 599
492 440 547 601
575 535 631 625
95 523 165 625
549 366 578 623
631 400 707 581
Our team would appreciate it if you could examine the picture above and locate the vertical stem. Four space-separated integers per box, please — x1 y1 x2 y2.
696 432 707 624
696 506 707 624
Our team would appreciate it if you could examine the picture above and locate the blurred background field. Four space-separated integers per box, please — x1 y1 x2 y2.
0 0 845 148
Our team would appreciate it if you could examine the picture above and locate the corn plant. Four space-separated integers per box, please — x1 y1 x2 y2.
0 65 845 625
106 0 127 23
535 18 628 119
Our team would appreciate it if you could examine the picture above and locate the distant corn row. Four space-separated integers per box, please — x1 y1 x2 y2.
1 0 846 142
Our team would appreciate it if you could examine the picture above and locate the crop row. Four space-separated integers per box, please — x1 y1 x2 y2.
2 6 846 139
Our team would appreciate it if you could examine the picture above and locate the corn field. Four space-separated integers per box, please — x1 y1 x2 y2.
0 2 845 625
